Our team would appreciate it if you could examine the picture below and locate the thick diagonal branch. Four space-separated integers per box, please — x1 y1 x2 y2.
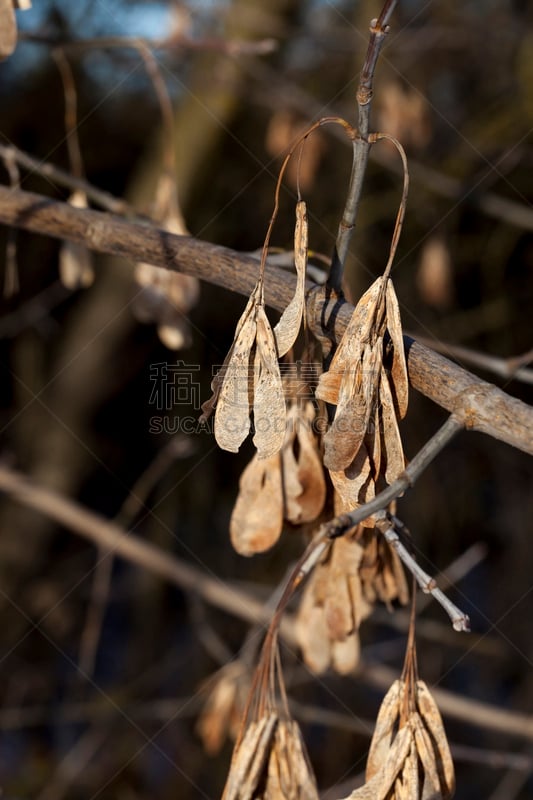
0 185 531 455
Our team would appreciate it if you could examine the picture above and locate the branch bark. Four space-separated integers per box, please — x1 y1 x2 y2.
0 184 532 455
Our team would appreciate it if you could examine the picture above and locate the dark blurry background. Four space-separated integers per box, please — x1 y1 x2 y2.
0 1 532 798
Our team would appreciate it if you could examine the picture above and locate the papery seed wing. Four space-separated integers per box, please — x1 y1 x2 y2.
253 307 286 459
374 724 413 800
416 681 455 798
348 572 373 630
287 720 320 798
214 308 256 452
315 368 343 405
329 443 373 516
315 295 367 407
386 279 409 418
296 584 332 675
274 201 308 357
337 770 384 799
324 537 361 639
402 739 420 799
59 240 95 290
290 406 327 523
60 193 94 289
412 713 443 800
0 0 17 61
324 338 382 472
323 392 367 471
230 453 284 555
281 430 305 523
222 714 277 800
332 632 360 675
358 276 386 344
379 370 405 484
201 283 260 423
266 740 283 797
365 402 381 480
389 544 410 605
366 680 402 781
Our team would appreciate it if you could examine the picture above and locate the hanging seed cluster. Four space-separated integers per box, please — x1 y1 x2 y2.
133 174 200 350
340 680 455 799
202 122 457 797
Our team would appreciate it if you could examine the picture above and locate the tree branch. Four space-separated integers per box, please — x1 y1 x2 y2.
0 184 531 455
0 463 532 742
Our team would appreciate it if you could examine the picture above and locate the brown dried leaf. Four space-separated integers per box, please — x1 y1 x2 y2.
274 201 307 357
230 452 283 556
380 370 405 484
385 279 409 418
416 681 455 799
222 713 278 800
253 306 286 458
366 680 402 781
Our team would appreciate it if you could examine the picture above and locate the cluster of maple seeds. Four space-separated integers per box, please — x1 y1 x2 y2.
200 158 455 793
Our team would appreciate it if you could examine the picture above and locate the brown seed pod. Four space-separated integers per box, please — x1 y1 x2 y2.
230 452 284 556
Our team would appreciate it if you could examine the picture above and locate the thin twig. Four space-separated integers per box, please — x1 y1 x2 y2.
375 515 470 631
410 334 533 385
325 415 463 538
18 31 278 58
0 464 532 740
0 143 136 215
52 49 84 181
78 438 193 678
2 151 20 296
0 281 70 338
36 727 108 800
328 0 397 292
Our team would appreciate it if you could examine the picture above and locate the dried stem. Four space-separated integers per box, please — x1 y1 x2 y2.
328 0 397 293
52 49 84 180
